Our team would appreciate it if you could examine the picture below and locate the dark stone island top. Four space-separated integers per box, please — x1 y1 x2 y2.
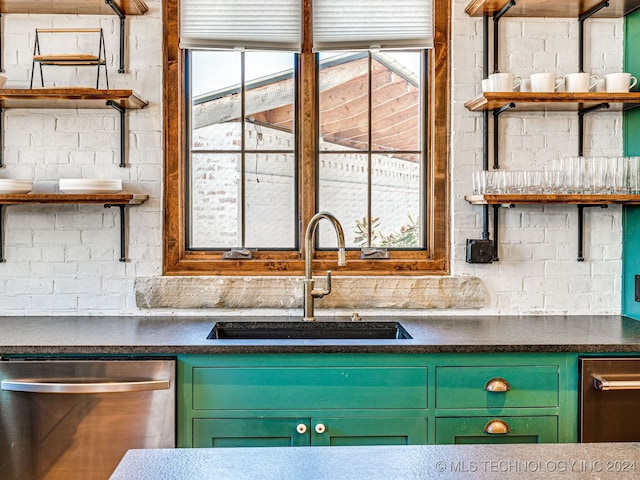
110 443 640 480
2 314 640 355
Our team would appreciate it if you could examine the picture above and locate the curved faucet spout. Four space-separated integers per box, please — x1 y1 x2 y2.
303 211 346 322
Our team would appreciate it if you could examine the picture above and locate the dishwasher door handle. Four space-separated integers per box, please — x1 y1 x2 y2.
593 376 640 391
1 378 170 394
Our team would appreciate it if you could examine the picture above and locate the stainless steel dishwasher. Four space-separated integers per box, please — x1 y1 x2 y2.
0 357 175 480
579 356 640 442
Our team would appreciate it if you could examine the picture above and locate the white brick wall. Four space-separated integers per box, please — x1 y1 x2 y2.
0 0 625 315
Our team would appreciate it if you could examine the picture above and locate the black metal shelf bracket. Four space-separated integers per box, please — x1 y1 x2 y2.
493 103 515 170
578 103 610 156
104 204 127 261
0 13 3 72
105 0 127 74
0 204 4 262
106 100 127 167
493 205 501 261
579 1 610 72
577 204 609 261
493 0 516 74
0 107 3 168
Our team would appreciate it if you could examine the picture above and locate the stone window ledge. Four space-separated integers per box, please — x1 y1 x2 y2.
135 276 486 310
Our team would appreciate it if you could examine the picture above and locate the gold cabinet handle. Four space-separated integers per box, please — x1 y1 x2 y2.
484 377 511 392
315 423 326 434
484 419 511 435
296 423 308 434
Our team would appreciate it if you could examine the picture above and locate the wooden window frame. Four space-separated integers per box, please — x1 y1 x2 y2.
162 0 450 276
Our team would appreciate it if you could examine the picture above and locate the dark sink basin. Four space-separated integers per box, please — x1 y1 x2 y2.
208 321 412 340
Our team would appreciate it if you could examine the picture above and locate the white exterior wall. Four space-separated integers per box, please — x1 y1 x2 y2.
0 1 624 315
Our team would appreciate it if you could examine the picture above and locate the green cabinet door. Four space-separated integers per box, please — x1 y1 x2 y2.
193 417 428 448
435 416 558 445
311 417 428 447
193 418 310 448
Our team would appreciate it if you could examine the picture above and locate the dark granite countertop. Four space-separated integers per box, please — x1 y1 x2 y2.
110 443 640 479
2 315 640 354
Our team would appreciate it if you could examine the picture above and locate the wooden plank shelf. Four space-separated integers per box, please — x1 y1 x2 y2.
0 193 149 205
0 88 147 109
465 193 640 205
464 92 640 112
0 0 148 15
465 0 640 18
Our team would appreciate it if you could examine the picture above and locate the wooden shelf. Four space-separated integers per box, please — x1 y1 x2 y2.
465 92 640 112
34 54 105 66
0 193 148 205
0 88 147 109
0 0 148 15
465 193 640 205
465 0 640 18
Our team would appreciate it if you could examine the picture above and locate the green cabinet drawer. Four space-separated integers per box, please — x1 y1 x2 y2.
435 416 558 444
435 365 559 409
193 417 428 448
192 366 428 410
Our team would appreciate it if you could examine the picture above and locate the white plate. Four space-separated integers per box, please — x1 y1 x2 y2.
0 179 33 194
59 179 122 194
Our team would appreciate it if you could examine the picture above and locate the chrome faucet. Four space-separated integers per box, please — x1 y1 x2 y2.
303 211 347 322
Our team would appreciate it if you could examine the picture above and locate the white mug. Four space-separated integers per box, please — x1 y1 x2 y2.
564 72 599 92
604 72 638 92
481 78 491 92
530 73 565 92
489 72 522 92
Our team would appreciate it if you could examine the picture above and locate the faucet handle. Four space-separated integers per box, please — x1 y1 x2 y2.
311 270 332 298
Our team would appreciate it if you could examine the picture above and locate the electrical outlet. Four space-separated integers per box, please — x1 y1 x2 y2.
466 239 494 264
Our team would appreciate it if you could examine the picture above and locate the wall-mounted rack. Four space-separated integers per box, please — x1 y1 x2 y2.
0 0 149 73
464 0 640 263
0 87 147 167
0 192 148 262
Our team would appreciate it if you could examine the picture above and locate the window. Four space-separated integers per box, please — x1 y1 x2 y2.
163 0 450 275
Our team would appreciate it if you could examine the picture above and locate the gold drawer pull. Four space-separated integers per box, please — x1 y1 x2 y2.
484 419 511 435
484 377 511 392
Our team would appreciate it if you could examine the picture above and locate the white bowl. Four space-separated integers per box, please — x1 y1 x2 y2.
59 178 122 194
0 178 33 194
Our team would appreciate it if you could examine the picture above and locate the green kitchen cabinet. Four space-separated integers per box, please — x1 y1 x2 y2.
178 353 430 448
177 352 577 448
193 417 427 448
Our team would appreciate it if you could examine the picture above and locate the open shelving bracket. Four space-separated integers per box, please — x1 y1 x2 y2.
0 202 133 263
579 1 611 72
105 0 127 73
0 204 4 262
0 107 3 168
577 204 608 261
104 203 127 261
106 100 127 167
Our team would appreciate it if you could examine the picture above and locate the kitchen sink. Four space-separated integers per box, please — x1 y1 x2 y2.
207 321 412 340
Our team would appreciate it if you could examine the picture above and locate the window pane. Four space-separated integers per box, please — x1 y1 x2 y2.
371 153 422 248
244 153 296 248
371 52 422 152
244 51 296 150
318 153 368 248
189 153 240 249
319 52 369 152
